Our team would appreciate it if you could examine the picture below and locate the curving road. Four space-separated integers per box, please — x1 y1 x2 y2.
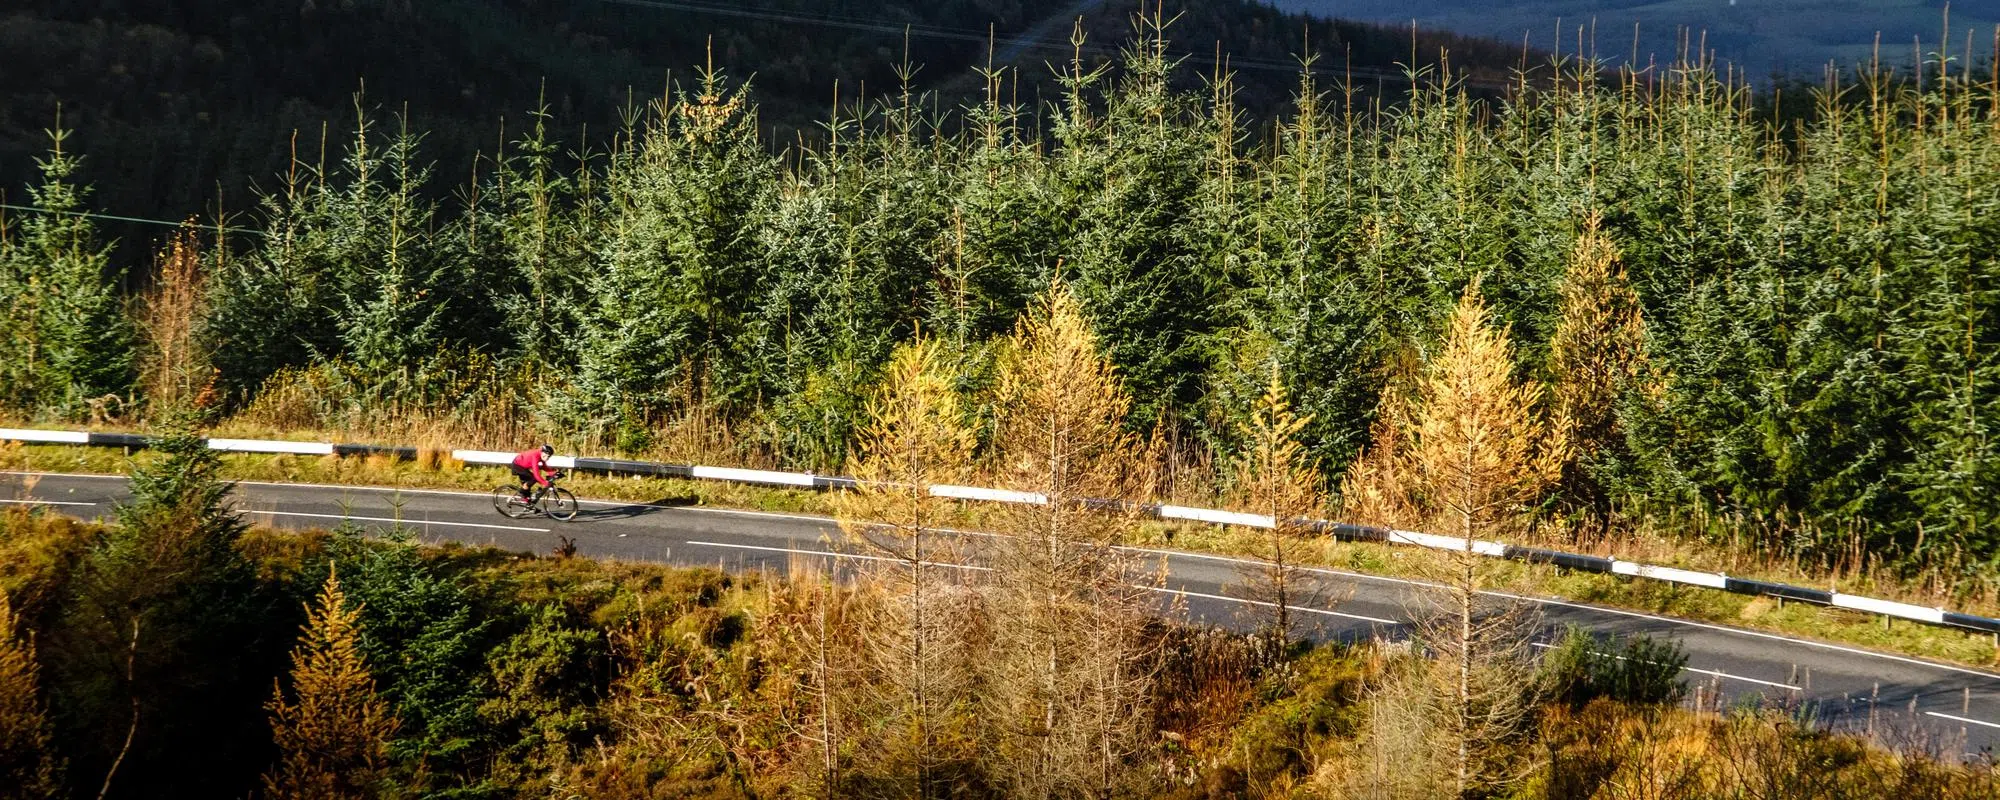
6 470 2000 756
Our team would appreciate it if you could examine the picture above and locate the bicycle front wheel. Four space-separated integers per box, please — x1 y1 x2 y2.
542 487 579 522
493 486 533 519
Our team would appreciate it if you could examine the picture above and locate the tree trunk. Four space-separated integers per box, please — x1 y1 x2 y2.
97 617 143 800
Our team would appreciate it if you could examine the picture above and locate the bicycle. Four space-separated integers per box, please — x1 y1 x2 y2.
492 471 579 522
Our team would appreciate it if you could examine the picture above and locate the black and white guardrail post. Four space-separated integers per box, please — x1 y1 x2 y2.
6 427 1999 636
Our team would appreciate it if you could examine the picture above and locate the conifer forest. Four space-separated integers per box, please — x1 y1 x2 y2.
4 4 2000 797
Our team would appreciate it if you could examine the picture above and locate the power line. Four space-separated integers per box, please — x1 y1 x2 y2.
594 0 1000 46
0 5 1517 241
0 203 263 237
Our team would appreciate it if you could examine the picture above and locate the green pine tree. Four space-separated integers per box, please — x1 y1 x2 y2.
7 123 134 418
567 62 776 439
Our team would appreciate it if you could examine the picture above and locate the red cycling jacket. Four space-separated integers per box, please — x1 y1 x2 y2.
512 449 553 487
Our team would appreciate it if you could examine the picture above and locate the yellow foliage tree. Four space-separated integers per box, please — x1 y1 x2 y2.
1411 280 1565 541
1547 212 1648 472
0 593 59 799
1230 367 1331 653
1340 281 1559 798
836 335 978 797
139 227 211 416
1413 281 1559 797
840 336 977 552
1339 382 1418 529
981 282 1154 800
263 569 397 800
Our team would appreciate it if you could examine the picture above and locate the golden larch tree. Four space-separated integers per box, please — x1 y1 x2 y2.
1547 212 1648 470
1407 280 1557 798
836 335 979 798
1339 382 1419 529
980 282 1155 800
1229 367 1332 655
264 569 397 800
0 593 60 799
1412 279 1565 540
138 226 211 415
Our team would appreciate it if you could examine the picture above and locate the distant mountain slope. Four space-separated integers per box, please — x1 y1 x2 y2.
1 0 1531 243
1271 0 1998 78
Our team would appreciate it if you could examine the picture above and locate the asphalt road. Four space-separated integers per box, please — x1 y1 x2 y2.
8 469 2000 756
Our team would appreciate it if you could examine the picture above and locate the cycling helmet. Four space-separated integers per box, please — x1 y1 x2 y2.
539 443 554 456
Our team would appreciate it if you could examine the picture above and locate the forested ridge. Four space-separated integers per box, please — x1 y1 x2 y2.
3 15 1999 593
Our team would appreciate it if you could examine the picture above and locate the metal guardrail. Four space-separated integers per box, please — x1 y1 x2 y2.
7 427 1998 636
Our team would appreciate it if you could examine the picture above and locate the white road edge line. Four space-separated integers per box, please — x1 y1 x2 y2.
683 540 992 571
1530 641 1802 692
1924 711 2000 730
0 498 97 507
18 471 2000 682
241 509 549 533
1492 590 2000 681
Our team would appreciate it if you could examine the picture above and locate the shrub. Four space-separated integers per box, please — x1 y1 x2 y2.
1539 625 1689 708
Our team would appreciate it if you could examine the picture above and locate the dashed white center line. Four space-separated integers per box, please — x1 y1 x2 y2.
1680 666 1804 691
0 498 97 507
683 540 991 571
1147 586 1399 624
686 540 1399 624
241 509 549 533
1530 641 1802 692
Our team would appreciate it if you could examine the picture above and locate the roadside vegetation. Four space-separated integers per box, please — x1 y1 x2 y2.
3 380 1997 799
7 276 2000 672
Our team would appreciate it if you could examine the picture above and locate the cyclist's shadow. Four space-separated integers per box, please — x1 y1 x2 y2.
570 495 698 522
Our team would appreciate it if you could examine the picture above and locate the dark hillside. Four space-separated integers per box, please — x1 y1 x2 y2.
0 0 1082 224
0 0 1535 244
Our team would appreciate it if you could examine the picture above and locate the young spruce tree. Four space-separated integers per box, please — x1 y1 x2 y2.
573 59 775 439
49 414 262 798
7 124 133 418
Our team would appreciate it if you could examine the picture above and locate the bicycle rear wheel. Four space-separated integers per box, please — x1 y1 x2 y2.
492 486 533 519
542 488 579 522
